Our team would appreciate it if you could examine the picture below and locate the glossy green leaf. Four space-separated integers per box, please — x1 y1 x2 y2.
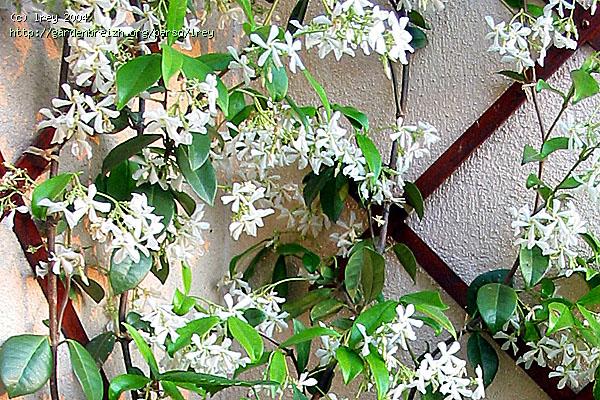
283 288 333 318
166 0 187 44
197 53 234 71
466 269 511 316
400 290 447 310
520 245 550 288
408 10 430 29
272 255 288 297
404 181 424 219
287 0 309 33
498 70 526 82
292 320 310 372
102 134 161 174
123 323 159 377
407 26 428 49
319 171 348 223
310 298 345 322
467 333 498 387
188 132 211 170
135 184 176 228
31 173 73 219
547 302 574 335
280 327 339 348
0 335 52 398
303 69 331 118
333 104 369 131
365 346 389 400
158 371 275 394
168 317 220 356
176 146 217 205
96 159 139 201
85 332 116 367
162 45 183 81
476 283 518 334
73 276 105 304
572 69 599 104
577 285 600 306
356 134 382 181
392 243 417 283
161 380 185 400
109 253 153 295
361 247 385 303
235 0 255 27
67 339 104 400
181 55 228 112
108 374 150 400
228 317 264 362
335 347 363 384
269 350 287 385
116 54 162 109
264 63 288 101
171 190 196 216
348 301 398 346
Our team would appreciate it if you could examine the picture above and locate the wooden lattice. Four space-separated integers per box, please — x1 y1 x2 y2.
3 4 600 399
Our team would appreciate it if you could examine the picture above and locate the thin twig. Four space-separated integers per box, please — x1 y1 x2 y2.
118 291 140 399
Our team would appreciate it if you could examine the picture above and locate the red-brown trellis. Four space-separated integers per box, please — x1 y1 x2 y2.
1 3 600 400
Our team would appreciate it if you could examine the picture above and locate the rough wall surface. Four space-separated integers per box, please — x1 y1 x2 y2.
3 0 593 398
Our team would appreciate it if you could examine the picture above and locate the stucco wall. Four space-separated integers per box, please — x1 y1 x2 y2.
2 0 594 398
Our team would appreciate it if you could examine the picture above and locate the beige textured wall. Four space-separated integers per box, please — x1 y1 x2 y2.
3 0 594 398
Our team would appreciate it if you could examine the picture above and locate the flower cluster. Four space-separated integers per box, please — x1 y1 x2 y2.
511 199 587 275
485 1 579 72
38 84 119 159
294 0 414 75
0 163 33 230
165 206 211 267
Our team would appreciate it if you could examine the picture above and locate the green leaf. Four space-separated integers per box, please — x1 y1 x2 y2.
292 320 310 372
335 347 363 384
123 323 159 377
168 317 220 356
188 132 211 170
166 0 187 45
319 171 348 223
67 340 104 400
197 53 234 71
268 350 287 385
134 184 176 228
361 247 385 303
264 62 288 101
159 371 275 394
467 333 498 387
181 55 228 112
413 303 456 338
547 302 574 335
176 146 217 205
522 144 542 164
172 288 196 315
520 245 550 288
229 239 268 275
577 285 600 306
408 10 430 29
161 381 185 400
404 181 424 219
102 134 161 174
572 69 599 104
541 137 570 158
310 298 345 322
96 159 139 201
400 291 448 310
333 104 369 131
116 54 162 109
73 276 105 303
182 263 192 294
272 255 288 297
0 335 52 398
162 45 183 81
407 26 428 49
476 283 518 334
356 134 382 181
283 288 333 318
31 173 73 219
303 69 331 118
85 332 116 367
348 301 398 346
108 374 150 400
235 0 255 27
365 346 389 400
392 243 417 283
287 0 310 33
498 70 526 82
228 317 264 362
109 253 153 295
280 327 339 348
171 190 196 216
293 384 309 400
466 269 511 316
345 245 363 300
577 305 600 337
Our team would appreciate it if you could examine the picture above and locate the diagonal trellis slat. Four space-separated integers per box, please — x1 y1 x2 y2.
1 3 600 400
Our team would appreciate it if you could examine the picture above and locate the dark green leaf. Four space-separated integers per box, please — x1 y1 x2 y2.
134 184 176 228
124 323 159 377
520 245 550 288
272 255 288 297
476 283 518 333
181 55 228 112
400 291 448 310
116 54 162 109
392 243 417 283
287 0 310 33
361 248 385 303
319 171 348 222
348 301 398 346
498 70 526 82
158 371 274 394
73 276 105 303
408 10 430 29
407 26 428 49
171 190 196 216
404 181 424 219
102 134 161 174
176 146 217 205
0 335 52 397
96 159 139 201
467 333 498 387
572 69 599 104
279 327 340 348
197 53 234 71
67 339 104 400
365 346 388 400
310 298 345 322
292 320 310 372
303 69 331 118
283 288 333 318
85 332 116 367
466 269 511 316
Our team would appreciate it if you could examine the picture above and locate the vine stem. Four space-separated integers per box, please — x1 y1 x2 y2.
118 291 140 399
47 36 71 400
